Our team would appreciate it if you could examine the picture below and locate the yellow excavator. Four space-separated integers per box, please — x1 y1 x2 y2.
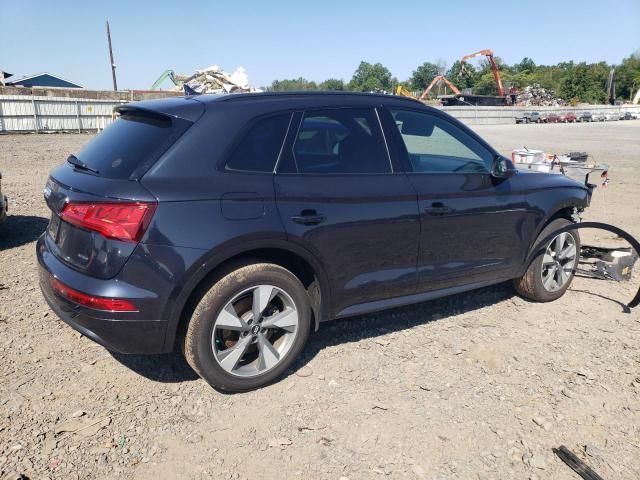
394 85 417 98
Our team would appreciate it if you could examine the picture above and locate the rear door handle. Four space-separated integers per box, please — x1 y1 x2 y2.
291 211 326 225
424 203 452 215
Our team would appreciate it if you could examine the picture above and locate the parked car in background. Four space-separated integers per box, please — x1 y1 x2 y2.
37 92 591 391
578 111 593 122
0 171 7 224
604 113 619 121
545 113 562 123
560 112 577 123
515 111 542 124
592 112 606 122
620 112 636 120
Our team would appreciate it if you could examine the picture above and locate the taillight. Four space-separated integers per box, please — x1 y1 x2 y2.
50 277 137 312
60 202 156 243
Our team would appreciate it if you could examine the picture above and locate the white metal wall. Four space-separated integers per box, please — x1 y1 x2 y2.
0 95 125 132
1 94 639 131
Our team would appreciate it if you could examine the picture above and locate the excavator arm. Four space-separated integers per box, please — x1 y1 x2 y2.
150 69 177 91
460 49 505 97
419 75 461 100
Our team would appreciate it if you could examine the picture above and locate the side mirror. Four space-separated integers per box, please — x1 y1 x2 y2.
491 156 514 178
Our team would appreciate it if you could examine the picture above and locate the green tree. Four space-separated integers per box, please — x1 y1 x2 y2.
408 62 440 91
269 77 317 91
348 61 393 92
615 51 640 101
446 60 475 90
559 62 609 104
515 57 536 73
318 78 345 91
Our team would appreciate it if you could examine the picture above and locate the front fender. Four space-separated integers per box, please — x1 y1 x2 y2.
525 184 591 254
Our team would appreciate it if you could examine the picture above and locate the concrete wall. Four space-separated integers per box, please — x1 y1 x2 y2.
438 104 640 125
0 86 180 101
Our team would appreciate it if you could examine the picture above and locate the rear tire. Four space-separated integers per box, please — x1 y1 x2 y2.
514 218 580 302
183 263 311 392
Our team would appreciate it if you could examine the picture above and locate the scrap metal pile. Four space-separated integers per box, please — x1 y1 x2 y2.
174 65 257 95
517 83 566 107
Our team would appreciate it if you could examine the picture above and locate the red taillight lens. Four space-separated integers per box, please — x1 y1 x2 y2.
60 202 156 243
50 278 137 312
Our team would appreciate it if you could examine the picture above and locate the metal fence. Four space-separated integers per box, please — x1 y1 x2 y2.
0 95 125 132
1 94 639 132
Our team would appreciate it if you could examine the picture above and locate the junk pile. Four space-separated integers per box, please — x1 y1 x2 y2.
174 65 257 95
511 147 609 187
517 83 566 107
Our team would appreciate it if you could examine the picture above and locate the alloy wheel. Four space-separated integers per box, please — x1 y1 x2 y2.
211 285 299 377
540 232 577 292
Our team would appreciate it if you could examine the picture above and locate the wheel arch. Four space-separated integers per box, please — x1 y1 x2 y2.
521 195 588 274
163 240 332 352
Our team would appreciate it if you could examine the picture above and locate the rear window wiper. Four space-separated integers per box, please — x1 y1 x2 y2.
67 154 99 174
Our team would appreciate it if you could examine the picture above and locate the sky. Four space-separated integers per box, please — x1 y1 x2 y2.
1 0 639 90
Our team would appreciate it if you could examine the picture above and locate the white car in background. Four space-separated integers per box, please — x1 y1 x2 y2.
604 112 619 121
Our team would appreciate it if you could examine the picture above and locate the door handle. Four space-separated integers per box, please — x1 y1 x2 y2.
424 203 452 215
291 210 326 225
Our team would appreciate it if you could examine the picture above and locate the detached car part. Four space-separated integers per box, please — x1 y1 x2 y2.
530 221 640 309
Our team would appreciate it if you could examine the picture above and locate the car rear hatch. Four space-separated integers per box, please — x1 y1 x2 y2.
43 99 203 279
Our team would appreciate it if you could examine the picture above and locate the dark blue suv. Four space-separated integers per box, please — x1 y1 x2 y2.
38 92 591 391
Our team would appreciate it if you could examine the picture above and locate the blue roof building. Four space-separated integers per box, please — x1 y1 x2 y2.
5 72 83 89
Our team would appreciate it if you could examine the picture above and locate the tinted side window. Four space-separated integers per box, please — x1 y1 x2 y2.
226 113 291 172
292 108 390 174
390 109 492 174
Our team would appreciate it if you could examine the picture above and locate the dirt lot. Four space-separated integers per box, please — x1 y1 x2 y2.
1 121 639 480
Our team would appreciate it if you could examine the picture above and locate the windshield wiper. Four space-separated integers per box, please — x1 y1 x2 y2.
67 154 99 174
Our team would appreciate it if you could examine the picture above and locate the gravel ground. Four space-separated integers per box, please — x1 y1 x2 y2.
1 121 639 480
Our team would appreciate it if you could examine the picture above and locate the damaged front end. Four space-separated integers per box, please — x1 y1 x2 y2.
532 222 640 309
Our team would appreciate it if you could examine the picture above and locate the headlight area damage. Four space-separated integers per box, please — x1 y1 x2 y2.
529 221 640 310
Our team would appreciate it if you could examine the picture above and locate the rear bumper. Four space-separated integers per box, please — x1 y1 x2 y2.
37 234 169 354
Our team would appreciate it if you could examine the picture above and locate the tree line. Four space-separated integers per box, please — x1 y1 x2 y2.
265 51 640 104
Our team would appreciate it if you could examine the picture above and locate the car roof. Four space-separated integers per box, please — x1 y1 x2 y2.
126 91 432 122
194 91 426 109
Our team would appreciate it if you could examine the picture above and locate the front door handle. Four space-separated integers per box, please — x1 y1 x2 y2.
424 203 452 215
291 210 326 225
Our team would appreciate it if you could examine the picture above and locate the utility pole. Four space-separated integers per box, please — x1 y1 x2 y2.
106 20 118 91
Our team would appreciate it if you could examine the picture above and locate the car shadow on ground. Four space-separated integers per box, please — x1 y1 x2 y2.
299 282 516 368
0 215 48 250
110 352 200 383
110 282 516 387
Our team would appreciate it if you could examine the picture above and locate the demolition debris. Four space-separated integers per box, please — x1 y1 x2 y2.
174 65 258 95
517 83 566 107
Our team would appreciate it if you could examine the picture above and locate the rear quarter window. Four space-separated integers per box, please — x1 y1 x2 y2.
225 113 292 173
76 111 190 179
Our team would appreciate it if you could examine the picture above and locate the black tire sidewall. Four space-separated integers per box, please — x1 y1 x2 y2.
187 264 311 392
528 218 581 301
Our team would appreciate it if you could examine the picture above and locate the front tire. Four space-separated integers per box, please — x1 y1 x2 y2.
514 218 580 302
184 263 311 392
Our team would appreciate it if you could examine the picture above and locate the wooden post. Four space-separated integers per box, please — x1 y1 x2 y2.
106 21 118 91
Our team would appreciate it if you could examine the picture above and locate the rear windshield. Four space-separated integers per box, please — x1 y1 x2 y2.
75 111 190 179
